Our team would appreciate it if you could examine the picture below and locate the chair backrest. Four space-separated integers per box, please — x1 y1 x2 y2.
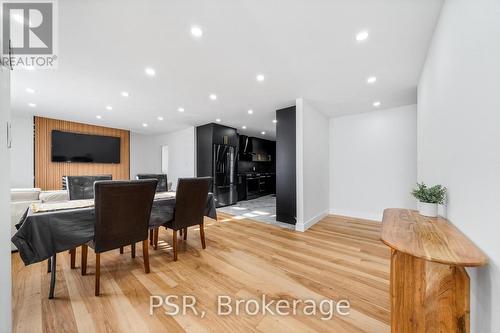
94 180 157 253
171 177 211 230
67 175 113 200
136 174 168 192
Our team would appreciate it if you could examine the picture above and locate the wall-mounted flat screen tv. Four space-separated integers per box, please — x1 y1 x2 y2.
51 130 121 163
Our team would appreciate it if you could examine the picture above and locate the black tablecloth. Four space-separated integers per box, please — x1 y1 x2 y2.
12 194 217 265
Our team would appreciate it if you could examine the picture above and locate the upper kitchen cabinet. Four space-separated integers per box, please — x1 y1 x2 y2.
239 135 275 162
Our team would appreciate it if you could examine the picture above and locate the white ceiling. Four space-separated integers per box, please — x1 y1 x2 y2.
11 0 443 139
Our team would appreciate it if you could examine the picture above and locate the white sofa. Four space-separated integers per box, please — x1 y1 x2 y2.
11 188 69 250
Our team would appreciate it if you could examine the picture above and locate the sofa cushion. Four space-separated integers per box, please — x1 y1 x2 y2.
39 190 69 203
11 188 41 202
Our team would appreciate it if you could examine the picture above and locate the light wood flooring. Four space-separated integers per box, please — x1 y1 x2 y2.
12 213 391 333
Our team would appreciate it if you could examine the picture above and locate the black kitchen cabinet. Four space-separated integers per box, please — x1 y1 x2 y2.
196 123 238 207
276 106 296 224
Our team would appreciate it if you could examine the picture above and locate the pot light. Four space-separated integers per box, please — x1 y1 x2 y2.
215 118 221 122
242 125 247 129
366 76 377 84
261 131 266 135
356 30 369 42
272 119 277 124
247 109 254 114
191 26 203 38
373 101 381 107
121 91 130 97
142 123 148 127
96 115 102 119
256 74 265 82
26 88 35 93
145 67 156 76
106 105 113 111
178 107 185 112
157 116 164 121
28 103 36 108
209 94 217 100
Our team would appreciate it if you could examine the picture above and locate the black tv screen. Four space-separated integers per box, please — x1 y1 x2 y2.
51 130 121 163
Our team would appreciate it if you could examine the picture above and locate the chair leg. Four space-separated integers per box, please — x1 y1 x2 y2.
95 252 101 296
119 247 124 254
69 248 76 269
81 245 88 275
183 227 187 240
131 243 136 258
149 229 153 245
172 230 178 261
153 228 159 250
142 240 150 274
199 222 206 249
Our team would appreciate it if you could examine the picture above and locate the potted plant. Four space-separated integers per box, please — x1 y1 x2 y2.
411 182 446 217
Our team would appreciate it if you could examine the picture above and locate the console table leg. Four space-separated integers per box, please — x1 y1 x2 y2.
390 250 470 333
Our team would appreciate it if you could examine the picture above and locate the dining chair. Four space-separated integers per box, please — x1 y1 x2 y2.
154 177 211 261
136 174 168 192
80 179 157 296
66 175 113 267
66 175 113 200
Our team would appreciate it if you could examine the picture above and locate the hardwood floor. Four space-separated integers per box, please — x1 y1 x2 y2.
12 213 391 333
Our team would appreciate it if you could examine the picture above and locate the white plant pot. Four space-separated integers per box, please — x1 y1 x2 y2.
418 201 438 217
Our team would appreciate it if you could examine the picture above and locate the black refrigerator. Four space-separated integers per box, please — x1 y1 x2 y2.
213 144 237 207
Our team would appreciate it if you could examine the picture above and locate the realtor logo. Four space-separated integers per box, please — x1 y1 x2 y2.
1 0 58 69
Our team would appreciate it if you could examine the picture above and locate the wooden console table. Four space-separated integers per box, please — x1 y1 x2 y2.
381 209 487 333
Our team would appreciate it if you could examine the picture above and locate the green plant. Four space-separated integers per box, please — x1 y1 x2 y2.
411 182 446 204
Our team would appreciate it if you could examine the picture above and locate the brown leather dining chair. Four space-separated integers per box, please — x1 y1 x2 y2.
81 179 157 296
153 177 211 261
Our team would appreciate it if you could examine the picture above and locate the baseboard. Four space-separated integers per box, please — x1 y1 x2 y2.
329 208 382 222
295 209 329 232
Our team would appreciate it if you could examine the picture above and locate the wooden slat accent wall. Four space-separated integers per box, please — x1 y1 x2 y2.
34 116 130 190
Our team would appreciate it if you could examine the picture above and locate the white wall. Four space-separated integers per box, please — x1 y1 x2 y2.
418 0 500 331
130 132 159 178
330 105 417 221
296 98 330 231
10 115 34 188
130 127 196 190
1 64 12 332
153 127 196 190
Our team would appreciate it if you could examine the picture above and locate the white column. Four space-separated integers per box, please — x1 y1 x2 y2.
0 62 12 332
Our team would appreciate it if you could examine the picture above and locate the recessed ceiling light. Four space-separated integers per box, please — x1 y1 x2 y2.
247 109 254 114
272 119 277 124
191 26 203 38
242 125 247 129
209 94 217 100
145 67 156 76
261 131 266 135
256 74 265 82
142 123 148 127
121 91 130 97
356 30 369 42
96 115 102 119
106 105 113 111
26 88 35 93
157 116 164 121
366 76 377 84
215 118 221 122
28 103 36 108
178 107 185 112
373 101 381 107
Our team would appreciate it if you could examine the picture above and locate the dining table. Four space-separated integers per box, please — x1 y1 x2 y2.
11 191 217 299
